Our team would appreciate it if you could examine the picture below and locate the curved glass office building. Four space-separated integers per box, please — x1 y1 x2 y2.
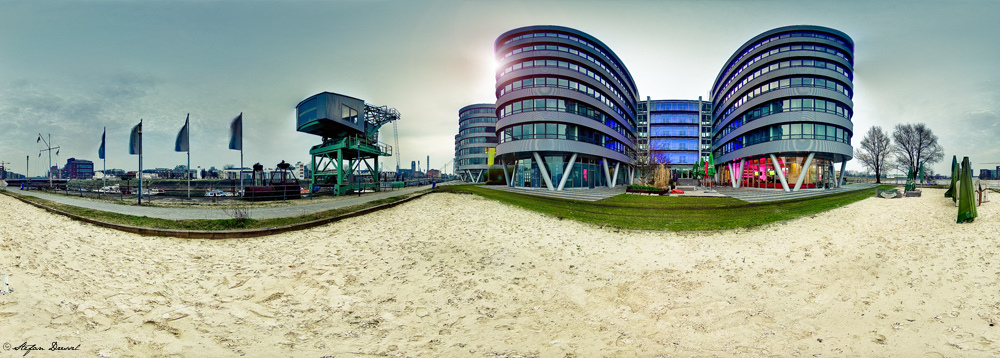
494 25 639 190
710 25 854 191
456 103 497 183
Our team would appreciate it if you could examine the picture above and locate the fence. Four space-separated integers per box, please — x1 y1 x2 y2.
12 178 424 204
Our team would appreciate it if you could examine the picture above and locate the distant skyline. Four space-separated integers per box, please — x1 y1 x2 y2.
1 0 998 177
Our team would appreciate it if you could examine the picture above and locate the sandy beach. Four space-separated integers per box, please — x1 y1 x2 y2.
1 188 998 357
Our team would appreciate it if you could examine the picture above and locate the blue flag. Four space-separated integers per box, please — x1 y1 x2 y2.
229 113 242 150
175 114 190 152
98 127 106 160
129 120 142 155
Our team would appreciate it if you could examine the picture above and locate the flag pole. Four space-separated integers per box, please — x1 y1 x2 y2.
102 126 106 190
187 115 191 199
138 119 143 206
240 148 244 196
239 112 244 196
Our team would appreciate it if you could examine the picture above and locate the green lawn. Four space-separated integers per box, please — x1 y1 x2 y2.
3 190 418 231
3 184 888 233
436 185 892 231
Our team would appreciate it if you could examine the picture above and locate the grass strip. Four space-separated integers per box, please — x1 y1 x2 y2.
436 185 894 231
2 190 416 231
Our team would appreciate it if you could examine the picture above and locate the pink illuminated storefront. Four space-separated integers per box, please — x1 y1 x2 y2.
718 154 839 190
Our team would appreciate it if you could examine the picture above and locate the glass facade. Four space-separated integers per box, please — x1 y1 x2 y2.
719 155 837 189
710 26 855 189
509 155 627 189
456 103 497 182
645 99 702 168
494 25 638 190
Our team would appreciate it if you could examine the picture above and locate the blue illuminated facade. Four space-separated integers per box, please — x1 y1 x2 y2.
640 99 705 167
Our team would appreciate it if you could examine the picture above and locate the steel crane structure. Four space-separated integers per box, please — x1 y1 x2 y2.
296 92 399 196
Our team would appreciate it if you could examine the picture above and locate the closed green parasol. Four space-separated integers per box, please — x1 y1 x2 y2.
957 156 977 223
707 153 716 177
905 166 916 192
945 155 958 199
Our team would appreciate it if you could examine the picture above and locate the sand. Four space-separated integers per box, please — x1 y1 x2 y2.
0 189 998 357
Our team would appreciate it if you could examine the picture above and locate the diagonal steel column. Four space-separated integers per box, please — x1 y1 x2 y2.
501 159 511 187
837 160 847 188
730 162 738 188
769 154 790 192
602 158 612 188
611 162 620 187
737 159 746 188
793 153 815 191
557 153 577 191
533 152 554 190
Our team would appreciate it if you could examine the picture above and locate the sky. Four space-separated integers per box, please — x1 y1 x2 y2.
1 0 998 178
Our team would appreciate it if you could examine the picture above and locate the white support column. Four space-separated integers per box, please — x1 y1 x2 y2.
611 162 620 187
628 167 634 185
501 159 511 187
769 154 790 192
737 158 746 188
828 162 836 189
474 169 483 183
602 158 612 188
793 152 815 191
729 162 738 188
557 153 577 191
837 160 847 188
533 152 554 190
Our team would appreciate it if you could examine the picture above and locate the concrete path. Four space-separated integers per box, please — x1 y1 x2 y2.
712 183 877 203
7 183 442 220
478 183 876 203
481 185 626 202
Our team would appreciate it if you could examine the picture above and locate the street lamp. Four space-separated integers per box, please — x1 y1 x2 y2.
38 133 60 189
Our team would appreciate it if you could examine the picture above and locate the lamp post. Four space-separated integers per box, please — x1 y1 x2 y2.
38 133 60 189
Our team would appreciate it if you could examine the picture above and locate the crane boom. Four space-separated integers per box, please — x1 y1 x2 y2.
392 121 401 172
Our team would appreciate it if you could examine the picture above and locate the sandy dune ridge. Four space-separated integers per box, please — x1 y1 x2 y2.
0 189 998 357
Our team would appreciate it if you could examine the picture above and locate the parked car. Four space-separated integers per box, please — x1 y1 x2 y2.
205 189 233 197
93 185 121 193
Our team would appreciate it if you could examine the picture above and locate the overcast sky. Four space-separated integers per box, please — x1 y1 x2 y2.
1 0 997 177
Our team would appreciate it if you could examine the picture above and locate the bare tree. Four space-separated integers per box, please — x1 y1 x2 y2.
855 126 893 183
633 141 654 185
635 140 670 185
892 123 944 175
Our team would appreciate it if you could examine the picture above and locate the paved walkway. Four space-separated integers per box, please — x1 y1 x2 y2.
478 183 876 203
6 183 443 220
481 185 626 201
712 183 877 203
